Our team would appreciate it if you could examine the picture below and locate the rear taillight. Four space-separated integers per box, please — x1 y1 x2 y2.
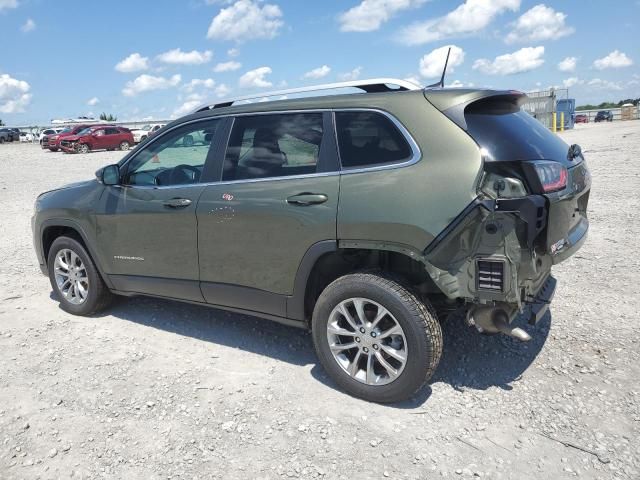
532 161 567 193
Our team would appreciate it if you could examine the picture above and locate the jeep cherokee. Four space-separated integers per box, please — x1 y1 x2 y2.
32 79 590 403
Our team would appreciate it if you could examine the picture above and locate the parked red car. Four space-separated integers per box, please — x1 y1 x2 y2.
43 124 101 152
60 126 134 154
575 114 589 124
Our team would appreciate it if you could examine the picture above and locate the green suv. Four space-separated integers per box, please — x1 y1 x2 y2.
32 79 590 403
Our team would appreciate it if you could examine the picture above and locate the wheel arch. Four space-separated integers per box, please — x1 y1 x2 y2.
287 241 440 323
40 219 113 289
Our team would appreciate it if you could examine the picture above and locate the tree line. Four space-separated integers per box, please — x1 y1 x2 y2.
576 98 639 110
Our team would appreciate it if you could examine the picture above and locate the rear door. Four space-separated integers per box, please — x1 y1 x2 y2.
94 118 224 301
196 112 339 317
103 127 122 149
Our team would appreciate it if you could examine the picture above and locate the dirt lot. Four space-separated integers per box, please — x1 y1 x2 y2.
1 122 639 480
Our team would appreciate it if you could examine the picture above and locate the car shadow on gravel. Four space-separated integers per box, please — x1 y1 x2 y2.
311 311 552 408
92 295 317 366
86 293 551 408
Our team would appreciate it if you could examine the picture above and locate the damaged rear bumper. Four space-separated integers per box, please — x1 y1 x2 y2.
422 173 588 313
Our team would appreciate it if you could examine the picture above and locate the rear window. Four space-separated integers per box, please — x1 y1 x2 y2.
465 99 570 163
335 112 412 169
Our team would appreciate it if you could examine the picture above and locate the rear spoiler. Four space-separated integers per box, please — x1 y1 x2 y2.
423 89 527 130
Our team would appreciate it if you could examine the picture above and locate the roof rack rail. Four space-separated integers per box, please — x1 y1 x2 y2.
192 78 421 113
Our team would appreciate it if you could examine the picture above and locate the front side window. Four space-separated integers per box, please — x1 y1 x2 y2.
335 111 412 169
223 113 323 181
122 119 220 187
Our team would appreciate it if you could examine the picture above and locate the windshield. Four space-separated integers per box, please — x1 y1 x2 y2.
77 128 92 136
141 125 152 131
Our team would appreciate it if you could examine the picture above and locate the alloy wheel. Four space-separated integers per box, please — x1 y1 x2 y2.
54 248 89 305
327 297 408 386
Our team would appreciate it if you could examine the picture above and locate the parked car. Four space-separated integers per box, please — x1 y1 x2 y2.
46 124 101 152
7 128 21 142
575 114 588 124
19 131 35 142
594 110 613 122
32 79 591 403
59 126 134 153
131 124 165 143
40 128 67 147
0 128 12 143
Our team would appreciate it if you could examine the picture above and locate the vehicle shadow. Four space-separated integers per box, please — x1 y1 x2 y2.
84 293 551 407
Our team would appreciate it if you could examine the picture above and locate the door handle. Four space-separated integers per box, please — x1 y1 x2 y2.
286 193 328 206
163 198 192 208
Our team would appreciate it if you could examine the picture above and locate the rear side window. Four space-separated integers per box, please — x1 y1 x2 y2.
223 113 323 181
335 111 412 169
105 127 119 135
465 98 571 164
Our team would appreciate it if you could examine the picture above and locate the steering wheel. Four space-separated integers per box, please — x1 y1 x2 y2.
169 164 200 185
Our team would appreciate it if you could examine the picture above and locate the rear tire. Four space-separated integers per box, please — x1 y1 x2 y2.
312 273 443 403
47 236 112 316
119 141 130 151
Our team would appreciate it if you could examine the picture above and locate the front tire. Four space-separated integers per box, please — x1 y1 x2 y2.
77 143 90 154
47 236 112 316
312 273 443 403
119 141 130 151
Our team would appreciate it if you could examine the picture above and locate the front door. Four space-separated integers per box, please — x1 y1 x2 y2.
196 112 339 317
95 118 223 302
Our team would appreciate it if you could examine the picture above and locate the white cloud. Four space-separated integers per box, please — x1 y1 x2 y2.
562 77 582 88
156 48 212 66
339 0 426 32
227 48 240 57
398 0 520 45
587 78 623 91
0 0 18 12
183 78 217 93
505 4 573 44
207 0 284 42
87 97 100 106
418 45 464 78
338 67 363 81
122 74 181 97
239 67 273 88
404 75 423 87
558 56 577 72
447 79 474 88
0 73 31 113
115 53 150 73
593 50 633 70
215 84 231 98
173 84 232 117
21 18 35 33
473 46 544 75
303 65 331 80
172 99 203 118
213 61 242 72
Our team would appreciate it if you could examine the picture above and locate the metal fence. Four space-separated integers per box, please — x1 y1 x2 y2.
574 107 639 122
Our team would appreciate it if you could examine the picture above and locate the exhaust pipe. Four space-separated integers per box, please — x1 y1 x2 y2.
467 305 531 342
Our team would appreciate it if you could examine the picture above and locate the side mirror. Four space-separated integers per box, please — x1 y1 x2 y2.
96 164 120 185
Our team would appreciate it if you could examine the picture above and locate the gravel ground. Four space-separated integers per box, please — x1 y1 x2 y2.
0 122 639 480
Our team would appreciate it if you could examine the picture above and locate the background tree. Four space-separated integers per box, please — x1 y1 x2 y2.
0 119 4 126
99 112 117 121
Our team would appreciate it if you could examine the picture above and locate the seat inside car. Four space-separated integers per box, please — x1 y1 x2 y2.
238 128 287 179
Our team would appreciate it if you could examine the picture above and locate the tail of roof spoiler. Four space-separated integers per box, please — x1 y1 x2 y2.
423 89 528 130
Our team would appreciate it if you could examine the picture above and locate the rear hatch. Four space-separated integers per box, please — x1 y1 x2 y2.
425 89 590 261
